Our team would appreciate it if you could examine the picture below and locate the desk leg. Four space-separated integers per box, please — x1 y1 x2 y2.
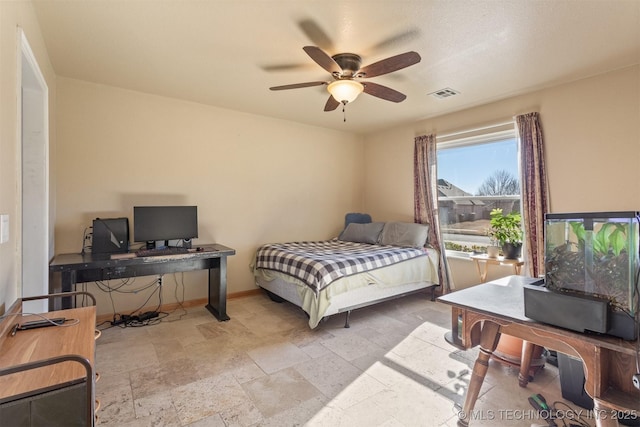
48 270 76 311
205 256 230 322
458 321 501 427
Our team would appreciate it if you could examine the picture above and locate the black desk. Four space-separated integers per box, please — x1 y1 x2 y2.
49 244 235 321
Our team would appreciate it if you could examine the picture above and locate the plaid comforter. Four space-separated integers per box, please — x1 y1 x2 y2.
254 240 427 294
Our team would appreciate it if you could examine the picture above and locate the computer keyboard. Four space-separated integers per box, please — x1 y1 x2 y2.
135 247 190 257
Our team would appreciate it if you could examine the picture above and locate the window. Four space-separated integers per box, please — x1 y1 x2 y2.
436 125 522 254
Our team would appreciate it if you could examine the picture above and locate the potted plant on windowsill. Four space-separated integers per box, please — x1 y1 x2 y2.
485 230 500 258
488 208 523 259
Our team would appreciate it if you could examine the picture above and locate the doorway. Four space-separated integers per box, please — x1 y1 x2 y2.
19 30 49 313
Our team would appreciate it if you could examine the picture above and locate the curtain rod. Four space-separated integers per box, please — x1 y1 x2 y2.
436 119 515 140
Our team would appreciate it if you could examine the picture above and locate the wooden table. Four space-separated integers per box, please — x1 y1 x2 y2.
470 254 524 283
469 254 543 377
438 275 639 427
0 300 96 426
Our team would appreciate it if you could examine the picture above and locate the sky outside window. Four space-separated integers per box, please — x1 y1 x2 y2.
437 139 518 194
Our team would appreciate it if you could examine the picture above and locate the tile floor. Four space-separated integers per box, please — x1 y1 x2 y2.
95 292 595 427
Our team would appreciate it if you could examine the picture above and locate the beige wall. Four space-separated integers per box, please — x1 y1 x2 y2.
0 1 56 314
4 3 637 316
363 65 640 289
52 65 640 312
55 78 364 315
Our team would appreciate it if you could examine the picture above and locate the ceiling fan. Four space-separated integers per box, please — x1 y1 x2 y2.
269 46 421 112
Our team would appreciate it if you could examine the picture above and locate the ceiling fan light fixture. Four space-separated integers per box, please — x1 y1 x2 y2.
327 80 364 104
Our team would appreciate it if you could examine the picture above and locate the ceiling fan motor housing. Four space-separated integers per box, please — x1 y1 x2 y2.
331 53 363 77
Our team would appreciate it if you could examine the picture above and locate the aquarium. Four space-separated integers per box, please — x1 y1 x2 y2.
544 211 639 316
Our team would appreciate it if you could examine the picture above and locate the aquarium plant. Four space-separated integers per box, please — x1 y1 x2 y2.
545 219 636 314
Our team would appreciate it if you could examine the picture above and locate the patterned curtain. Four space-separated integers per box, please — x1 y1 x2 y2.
414 134 451 293
516 112 549 278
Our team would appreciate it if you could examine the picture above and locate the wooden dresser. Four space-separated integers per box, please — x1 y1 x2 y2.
0 293 97 426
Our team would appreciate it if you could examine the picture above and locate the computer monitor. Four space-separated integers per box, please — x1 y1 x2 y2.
133 206 198 247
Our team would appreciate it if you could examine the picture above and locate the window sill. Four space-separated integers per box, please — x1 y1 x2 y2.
445 250 473 260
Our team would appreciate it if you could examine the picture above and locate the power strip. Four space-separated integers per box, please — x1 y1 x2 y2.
111 311 160 326
137 311 159 321
111 311 159 326
111 314 131 326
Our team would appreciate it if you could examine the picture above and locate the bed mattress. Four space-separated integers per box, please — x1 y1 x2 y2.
254 240 429 294
254 249 439 328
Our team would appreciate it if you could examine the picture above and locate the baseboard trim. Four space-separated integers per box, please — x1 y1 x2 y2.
96 288 263 324
228 288 262 299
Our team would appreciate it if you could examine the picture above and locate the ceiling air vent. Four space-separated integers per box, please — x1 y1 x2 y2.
429 88 460 99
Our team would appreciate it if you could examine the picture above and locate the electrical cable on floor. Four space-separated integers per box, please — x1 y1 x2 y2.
93 272 191 329
163 272 188 322
111 279 162 328
94 277 160 330
550 401 591 427
94 279 126 328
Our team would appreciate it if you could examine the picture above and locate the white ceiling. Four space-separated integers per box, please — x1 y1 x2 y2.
32 0 640 135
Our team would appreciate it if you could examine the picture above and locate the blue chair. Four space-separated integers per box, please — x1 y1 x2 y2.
344 213 372 228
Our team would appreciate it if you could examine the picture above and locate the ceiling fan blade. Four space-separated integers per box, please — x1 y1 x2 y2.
261 63 312 72
367 29 420 53
269 81 327 91
362 81 407 103
357 51 421 78
303 46 342 74
298 19 334 51
324 96 340 112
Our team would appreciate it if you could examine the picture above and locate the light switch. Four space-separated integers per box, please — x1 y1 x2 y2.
0 214 9 244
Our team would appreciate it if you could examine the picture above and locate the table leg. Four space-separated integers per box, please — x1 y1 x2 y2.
445 308 465 350
205 256 230 321
473 260 488 283
458 321 501 427
518 341 537 387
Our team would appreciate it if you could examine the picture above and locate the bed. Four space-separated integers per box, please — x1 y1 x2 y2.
252 218 440 328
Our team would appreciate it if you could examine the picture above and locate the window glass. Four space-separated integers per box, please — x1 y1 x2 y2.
437 130 521 253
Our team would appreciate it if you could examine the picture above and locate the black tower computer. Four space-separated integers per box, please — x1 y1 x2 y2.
92 218 129 254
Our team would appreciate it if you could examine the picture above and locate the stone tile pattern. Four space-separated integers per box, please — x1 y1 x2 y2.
95 292 594 426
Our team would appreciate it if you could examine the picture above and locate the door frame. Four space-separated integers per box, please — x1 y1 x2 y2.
18 28 50 313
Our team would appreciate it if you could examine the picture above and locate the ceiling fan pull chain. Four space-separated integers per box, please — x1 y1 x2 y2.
342 103 347 122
